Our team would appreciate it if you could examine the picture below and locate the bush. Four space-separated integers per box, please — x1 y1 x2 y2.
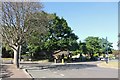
93 53 99 57
2 47 13 58
109 54 115 60
72 50 81 56
22 53 31 61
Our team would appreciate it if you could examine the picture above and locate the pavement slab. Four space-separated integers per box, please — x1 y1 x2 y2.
0 64 32 79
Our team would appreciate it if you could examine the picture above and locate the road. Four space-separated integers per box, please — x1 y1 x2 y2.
20 61 118 78
27 67 118 78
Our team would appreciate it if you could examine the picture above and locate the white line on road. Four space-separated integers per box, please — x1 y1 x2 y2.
53 72 57 73
60 74 64 76
42 77 46 78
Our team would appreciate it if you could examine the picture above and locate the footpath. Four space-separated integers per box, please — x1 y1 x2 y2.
1 64 32 80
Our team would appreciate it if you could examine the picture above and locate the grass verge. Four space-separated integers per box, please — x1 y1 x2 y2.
2 58 13 60
98 61 119 69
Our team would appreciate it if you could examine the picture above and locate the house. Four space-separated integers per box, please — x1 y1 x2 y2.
53 50 71 63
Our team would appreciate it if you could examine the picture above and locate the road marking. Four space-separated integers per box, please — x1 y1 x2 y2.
60 74 64 76
42 77 46 78
53 72 57 73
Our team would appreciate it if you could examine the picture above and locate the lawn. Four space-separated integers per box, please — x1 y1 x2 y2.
99 61 119 69
1 58 13 60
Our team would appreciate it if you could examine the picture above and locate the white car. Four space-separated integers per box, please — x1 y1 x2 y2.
100 58 106 61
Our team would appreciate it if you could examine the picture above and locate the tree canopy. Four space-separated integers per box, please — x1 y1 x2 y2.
42 14 78 52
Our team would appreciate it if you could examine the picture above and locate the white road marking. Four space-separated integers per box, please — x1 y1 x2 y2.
42 77 46 78
60 74 64 76
53 72 57 73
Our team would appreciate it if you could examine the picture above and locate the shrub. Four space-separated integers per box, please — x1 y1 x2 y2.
109 54 115 60
2 47 13 58
72 50 81 56
93 53 99 57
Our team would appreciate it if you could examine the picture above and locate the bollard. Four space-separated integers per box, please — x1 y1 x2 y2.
62 59 64 64
54 59 57 63
106 57 109 64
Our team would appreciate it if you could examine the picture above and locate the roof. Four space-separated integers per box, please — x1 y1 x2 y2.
53 50 69 56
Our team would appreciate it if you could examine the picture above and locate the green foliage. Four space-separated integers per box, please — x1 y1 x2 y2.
42 14 78 52
93 53 99 57
2 47 13 58
23 13 114 61
80 36 113 60
84 37 101 59
109 54 115 60
72 50 81 55
85 37 100 53
79 41 87 55
24 13 79 60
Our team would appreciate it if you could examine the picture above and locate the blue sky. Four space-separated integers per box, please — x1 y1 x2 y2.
42 2 118 50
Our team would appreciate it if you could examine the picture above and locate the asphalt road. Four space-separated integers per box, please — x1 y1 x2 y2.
27 67 118 78
20 61 118 78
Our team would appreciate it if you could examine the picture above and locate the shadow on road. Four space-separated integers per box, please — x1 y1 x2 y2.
22 63 97 71
47 64 97 70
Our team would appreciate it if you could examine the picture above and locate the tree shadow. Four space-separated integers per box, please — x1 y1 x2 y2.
48 64 97 70
0 65 13 78
25 63 97 71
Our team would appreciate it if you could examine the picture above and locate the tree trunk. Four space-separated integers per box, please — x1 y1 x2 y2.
19 45 22 61
13 46 20 68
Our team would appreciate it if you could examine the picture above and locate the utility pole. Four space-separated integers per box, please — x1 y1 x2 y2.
105 37 109 64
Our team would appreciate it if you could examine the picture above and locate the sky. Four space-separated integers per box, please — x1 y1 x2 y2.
42 2 118 50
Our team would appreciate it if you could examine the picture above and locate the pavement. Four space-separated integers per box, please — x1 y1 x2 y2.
0 64 32 79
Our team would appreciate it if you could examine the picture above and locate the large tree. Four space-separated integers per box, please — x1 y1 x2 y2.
85 37 102 59
1 2 50 68
100 38 113 54
85 36 113 60
43 14 78 52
